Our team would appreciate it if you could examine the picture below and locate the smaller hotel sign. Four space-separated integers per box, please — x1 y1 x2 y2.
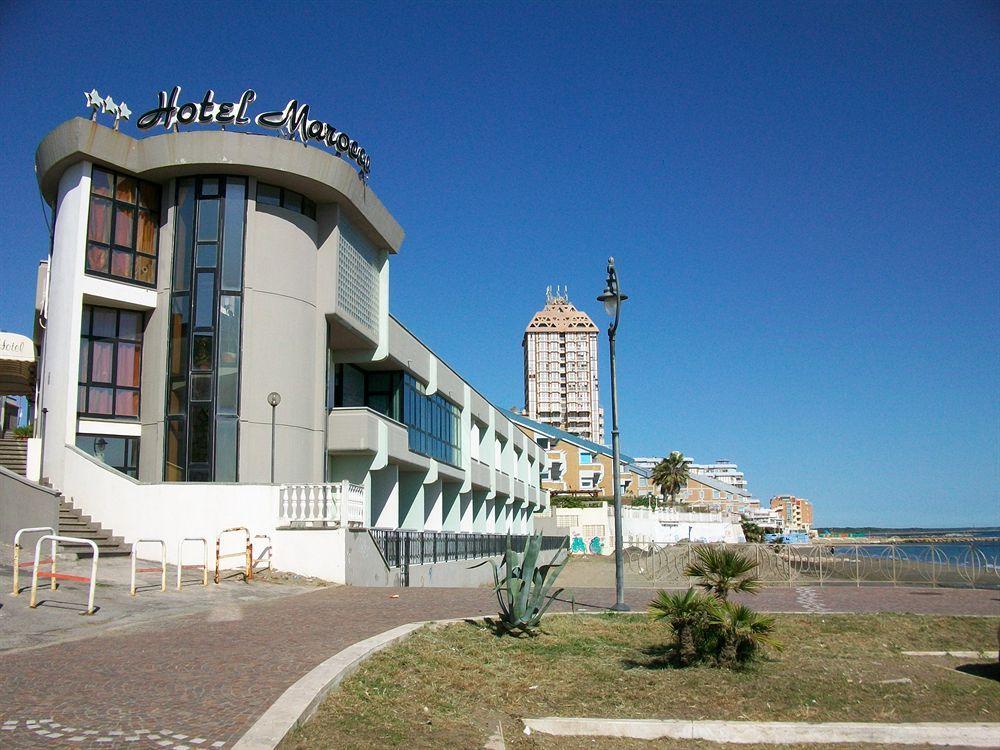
136 87 371 176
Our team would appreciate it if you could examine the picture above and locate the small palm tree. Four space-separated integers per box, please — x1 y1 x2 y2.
708 600 780 668
650 451 689 508
685 545 762 600
648 588 711 665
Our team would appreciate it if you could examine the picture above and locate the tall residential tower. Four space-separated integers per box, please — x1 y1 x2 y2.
523 287 604 443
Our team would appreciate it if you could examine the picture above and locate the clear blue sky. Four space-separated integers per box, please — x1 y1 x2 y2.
1 1 997 527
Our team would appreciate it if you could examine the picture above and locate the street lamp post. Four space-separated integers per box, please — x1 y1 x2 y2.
267 392 281 484
597 256 630 612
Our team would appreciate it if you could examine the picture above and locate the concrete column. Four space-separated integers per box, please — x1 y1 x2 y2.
484 497 495 533
370 463 399 528
398 470 424 530
441 482 461 531
423 478 442 531
458 490 473 532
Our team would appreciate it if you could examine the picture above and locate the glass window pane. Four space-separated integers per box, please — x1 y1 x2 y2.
88 387 113 415
91 341 113 382
118 310 142 341
114 205 134 247
137 210 158 255
218 295 240 365
195 272 215 328
116 343 140 387
115 390 139 417
221 179 245 291
116 175 137 204
201 178 219 197
134 254 155 284
217 367 238 414
166 419 186 481
168 378 186 416
173 179 195 292
88 197 112 243
197 199 219 242
78 341 89 381
86 243 109 273
78 386 87 411
302 198 316 220
215 417 237 482
91 168 114 197
191 373 212 401
189 404 211 463
257 183 281 206
192 334 213 371
92 307 116 338
169 296 189 376
284 191 302 213
196 243 217 268
138 182 159 211
111 249 133 279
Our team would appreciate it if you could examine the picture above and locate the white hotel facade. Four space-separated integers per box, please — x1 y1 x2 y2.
21 105 551 583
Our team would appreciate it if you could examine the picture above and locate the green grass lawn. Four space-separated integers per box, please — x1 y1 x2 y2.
281 613 999 750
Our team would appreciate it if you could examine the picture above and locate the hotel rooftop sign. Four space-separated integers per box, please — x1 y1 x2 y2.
133 86 371 176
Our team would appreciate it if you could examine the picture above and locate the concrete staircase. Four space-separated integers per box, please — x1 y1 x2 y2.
58 498 132 558
0 438 27 476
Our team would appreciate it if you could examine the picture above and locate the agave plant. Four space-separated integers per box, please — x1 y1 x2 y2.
648 587 713 665
685 545 762 600
706 599 780 668
478 533 569 636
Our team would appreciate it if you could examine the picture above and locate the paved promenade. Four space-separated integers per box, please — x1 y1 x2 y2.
1 585 997 749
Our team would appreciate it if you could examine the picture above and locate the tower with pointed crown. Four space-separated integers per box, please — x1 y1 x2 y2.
522 287 604 443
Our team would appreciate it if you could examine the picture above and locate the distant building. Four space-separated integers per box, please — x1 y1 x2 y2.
770 495 814 531
504 409 646 498
523 287 604 443
681 473 757 514
687 458 748 491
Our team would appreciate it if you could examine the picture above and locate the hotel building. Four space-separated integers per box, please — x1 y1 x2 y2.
769 495 814 532
522 287 604 443
13 106 552 583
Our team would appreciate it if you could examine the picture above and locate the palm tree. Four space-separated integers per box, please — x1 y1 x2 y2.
650 451 689 509
648 588 711 665
684 545 762 600
707 600 780 668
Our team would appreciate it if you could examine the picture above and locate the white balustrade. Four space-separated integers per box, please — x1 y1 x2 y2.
279 483 341 526
344 481 365 526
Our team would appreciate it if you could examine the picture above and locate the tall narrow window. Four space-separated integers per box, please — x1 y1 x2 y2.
85 167 161 286
164 176 246 481
78 305 144 419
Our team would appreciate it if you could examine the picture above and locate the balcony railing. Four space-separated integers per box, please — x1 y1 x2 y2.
278 481 365 528
369 529 568 570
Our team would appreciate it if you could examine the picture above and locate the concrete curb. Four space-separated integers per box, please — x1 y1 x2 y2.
903 650 999 658
230 621 427 750
522 717 1000 746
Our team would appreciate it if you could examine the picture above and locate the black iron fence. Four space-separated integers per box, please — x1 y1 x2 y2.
369 529 568 570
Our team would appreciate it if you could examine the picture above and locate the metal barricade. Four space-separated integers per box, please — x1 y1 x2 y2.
177 537 209 590
130 539 167 596
215 527 252 584
29 535 99 615
253 534 272 574
12 526 56 595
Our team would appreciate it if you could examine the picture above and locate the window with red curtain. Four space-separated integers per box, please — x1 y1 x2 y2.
78 305 144 419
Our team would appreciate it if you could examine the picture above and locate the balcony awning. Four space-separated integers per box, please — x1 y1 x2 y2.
0 332 36 397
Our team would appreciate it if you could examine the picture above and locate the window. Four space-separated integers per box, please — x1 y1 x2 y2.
256 182 316 220
580 476 593 489
78 305 143 419
165 176 246 482
580 451 595 464
86 167 161 286
402 374 462 467
76 434 139 478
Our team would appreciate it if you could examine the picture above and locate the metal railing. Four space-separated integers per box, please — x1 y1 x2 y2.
370 529 569 570
29 535 99 615
623 542 1000 589
11 526 56 595
177 537 209 590
130 538 167 596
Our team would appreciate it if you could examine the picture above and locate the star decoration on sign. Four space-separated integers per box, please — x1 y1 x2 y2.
102 95 119 117
117 101 131 121
84 89 102 119
83 89 131 130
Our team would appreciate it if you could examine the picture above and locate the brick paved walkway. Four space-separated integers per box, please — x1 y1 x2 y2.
1 585 997 749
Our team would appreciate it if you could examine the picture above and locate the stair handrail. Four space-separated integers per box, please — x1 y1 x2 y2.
177 537 209 590
130 538 167 596
29 535 99 615
12 526 56 596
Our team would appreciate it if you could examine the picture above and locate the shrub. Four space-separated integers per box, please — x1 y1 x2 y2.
477 533 569 636
12 424 33 439
685 545 762 600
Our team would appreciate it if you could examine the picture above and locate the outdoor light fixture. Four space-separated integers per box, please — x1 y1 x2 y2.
597 256 629 612
267 392 281 484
